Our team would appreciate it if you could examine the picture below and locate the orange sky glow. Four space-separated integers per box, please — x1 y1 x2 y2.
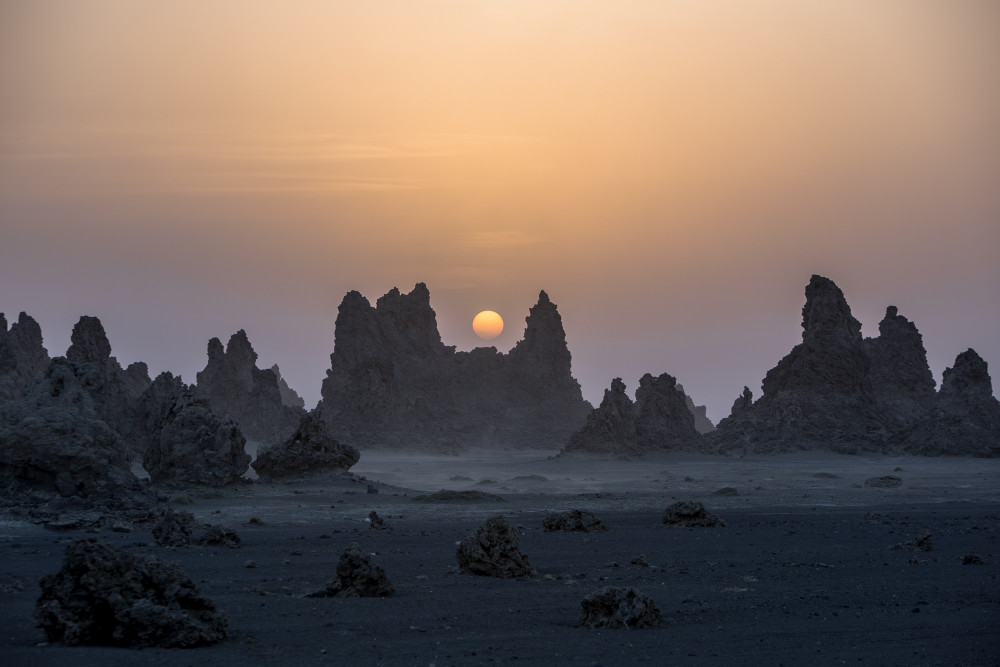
2 1 998 419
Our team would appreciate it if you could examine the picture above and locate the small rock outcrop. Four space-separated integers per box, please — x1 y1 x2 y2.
560 373 705 458
195 330 304 445
542 509 609 532
662 501 725 527
250 411 360 480
0 311 50 401
34 538 228 647
307 543 394 597
456 515 536 578
579 587 663 629
317 285 591 451
142 389 250 487
0 357 153 509
864 475 902 488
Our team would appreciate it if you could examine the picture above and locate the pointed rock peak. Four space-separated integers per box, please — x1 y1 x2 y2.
538 290 550 303
340 290 372 311
0 312 7 334
207 337 224 363
801 275 862 344
610 377 627 395
941 348 993 398
67 315 112 366
885 305 898 319
226 329 258 364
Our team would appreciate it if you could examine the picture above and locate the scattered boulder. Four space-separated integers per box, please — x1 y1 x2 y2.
456 515 536 578
152 509 196 547
368 511 391 530
307 543 393 597
962 554 985 565
560 373 705 458
34 538 227 647
251 411 360 480
195 525 241 548
864 476 902 488
317 285 591 451
890 534 933 552
579 587 663 629
195 330 305 444
662 501 725 527
542 509 609 532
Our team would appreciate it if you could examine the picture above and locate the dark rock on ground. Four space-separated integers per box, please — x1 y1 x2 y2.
457 515 536 578
0 312 49 401
542 509 609 532
662 501 725 527
34 538 227 647
317 285 591 452
152 509 242 548
864 476 902 488
195 330 305 445
142 388 250 487
560 373 705 458
307 542 393 597
962 554 985 565
889 534 933 552
368 511 391 530
579 586 663 629
251 411 360 480
196 525 241 548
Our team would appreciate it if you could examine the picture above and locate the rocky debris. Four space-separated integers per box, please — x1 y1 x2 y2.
711 275 999 456
412 490 504 502
195 330 305 444
152 508 196 546
0 357 154 510
890 534 933 552
251 411 360 480
307 543 393 597
579 587 663 629
962 554 985 565
542 509 609 532
0 311 50 401
864 476 902 488
34 538 227 647
560 373 705 458
368 511 391 530
456 515 536 578
152 509 242 548
142 389 250 487
317 285 591 452
271 364 305 409
662 501 725 527
899 349 1000 457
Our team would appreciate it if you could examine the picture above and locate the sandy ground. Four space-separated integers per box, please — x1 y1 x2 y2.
2 450 999 665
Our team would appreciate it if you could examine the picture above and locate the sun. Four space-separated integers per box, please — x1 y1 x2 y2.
472 310 504 340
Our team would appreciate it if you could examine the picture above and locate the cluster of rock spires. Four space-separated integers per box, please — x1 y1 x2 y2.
711 275 1000 456
317 284 593 451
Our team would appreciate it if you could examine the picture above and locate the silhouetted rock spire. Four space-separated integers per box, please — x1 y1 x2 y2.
0 311 50 400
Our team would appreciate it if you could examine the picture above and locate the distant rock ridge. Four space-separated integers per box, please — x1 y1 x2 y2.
559 373 705 458
677 383 715 434
0 311 50 401
195 330 305 445
270 364 305 409
317 284 591 451
711 275 1000 456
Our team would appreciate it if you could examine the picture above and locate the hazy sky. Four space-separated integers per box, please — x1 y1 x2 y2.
2 0 998 421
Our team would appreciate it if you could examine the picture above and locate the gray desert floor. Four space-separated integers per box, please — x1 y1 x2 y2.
2 450 998 666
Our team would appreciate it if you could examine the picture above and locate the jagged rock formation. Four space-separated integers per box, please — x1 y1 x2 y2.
899 350 1000 456
251 411 359 480
271 364 305 408
0 357 154 509
542 509 609 532
456 515 536 578
579 587 663 629
35 538 227 647
711 275 999 456
662 501 725 527
195 330 304 445
317 284 591 451
0 311 49 401
308 543 394 598
559 373 705 458
677 383 715 433
142 388 250 487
